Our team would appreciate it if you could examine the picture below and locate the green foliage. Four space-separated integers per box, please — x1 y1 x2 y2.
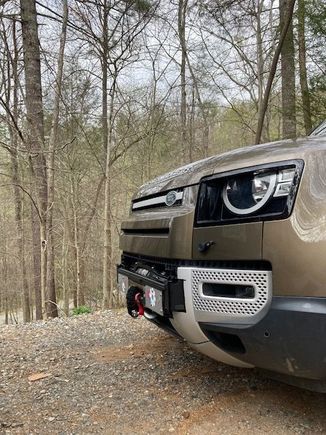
306 0 326 37
72 306 92 316
137 0 152 12
130 0 153 14
304 0 326 123
310 75 326 121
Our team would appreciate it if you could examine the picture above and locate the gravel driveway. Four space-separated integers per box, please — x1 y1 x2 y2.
1 310 326 434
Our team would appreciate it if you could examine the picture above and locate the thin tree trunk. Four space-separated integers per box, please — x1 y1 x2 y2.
79 176 104 304
31 204 42 319
185 52 209 158
189 83 195 162
73 210 82 307
102 1 113 309
11 158 30 322
62 218 69 316
256 0 266 141
5 21 31 322
70 178 81 307
280 0 296 139
298 0 312 134
3 236 8 324
255 0 296 144
102 78 115 308
46 0 68 318
40 221 47 315
80 176 105 255
178 0 188 163
5 295 8 325
146 61 158 179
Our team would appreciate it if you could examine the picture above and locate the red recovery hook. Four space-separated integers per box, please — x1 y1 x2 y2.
135 292 144 316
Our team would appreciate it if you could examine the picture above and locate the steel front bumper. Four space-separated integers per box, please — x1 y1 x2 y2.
118 260 326 389
118 262 273 368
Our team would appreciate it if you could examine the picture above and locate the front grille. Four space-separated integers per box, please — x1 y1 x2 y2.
192 269 270 317
132 189 183 211
122 228 169 236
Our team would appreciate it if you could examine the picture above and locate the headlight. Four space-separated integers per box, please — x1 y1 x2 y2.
196 161 303 226
223 172 277 215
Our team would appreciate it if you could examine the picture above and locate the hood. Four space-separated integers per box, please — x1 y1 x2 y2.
134 136 326 199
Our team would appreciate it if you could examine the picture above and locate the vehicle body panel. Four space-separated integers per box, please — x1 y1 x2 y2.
263 151 326 297
193 223 263 260
120 208 195 259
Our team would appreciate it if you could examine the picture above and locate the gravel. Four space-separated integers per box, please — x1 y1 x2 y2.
1 310 326 434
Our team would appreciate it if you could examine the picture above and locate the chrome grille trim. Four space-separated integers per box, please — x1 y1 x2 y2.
132 191 183 210
190 267 272 325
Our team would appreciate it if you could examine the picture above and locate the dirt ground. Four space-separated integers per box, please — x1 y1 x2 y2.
1 310 326 434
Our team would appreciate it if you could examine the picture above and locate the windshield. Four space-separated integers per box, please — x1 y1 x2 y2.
309 120 326 136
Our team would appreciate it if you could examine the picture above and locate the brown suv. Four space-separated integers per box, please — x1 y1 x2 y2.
118 124 326 392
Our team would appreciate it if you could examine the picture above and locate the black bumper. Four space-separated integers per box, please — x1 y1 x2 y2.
200 296 326 386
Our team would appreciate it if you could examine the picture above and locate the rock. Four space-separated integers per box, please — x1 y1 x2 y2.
28 372 52 382
11 422 24 428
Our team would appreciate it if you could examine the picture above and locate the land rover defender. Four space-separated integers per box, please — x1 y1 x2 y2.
118 124 326 392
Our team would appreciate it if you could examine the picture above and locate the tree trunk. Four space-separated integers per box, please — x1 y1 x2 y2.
185 53 210 158
256 0 267 141
78 176 105 304
189 83 195 162
102 80 115 308
178 0 188 163
2 236 9 324
31 204 42 319
255 0 296 144
73 201 82 307
298 0 312 134
280 0 296 139
5 295 8 325
62 218 69 316
70 178 81 307
46 0 68 318
102 1 113 309
6 21 31 322
11 156 30 322
20 0 48 317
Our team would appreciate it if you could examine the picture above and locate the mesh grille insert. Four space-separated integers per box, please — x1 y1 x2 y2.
192 268 270 318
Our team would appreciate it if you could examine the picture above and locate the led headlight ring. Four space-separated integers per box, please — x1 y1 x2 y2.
222 173 277 215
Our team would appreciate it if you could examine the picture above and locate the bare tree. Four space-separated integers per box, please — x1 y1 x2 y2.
255 0 296 143
298 0 312 134
20 0 49 317
280 0 296 138
0 19 31 322
178 0 188 162
69 0 154 308
46 0 68 318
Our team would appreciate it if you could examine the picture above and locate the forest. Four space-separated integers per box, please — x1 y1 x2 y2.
0 0 325 323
